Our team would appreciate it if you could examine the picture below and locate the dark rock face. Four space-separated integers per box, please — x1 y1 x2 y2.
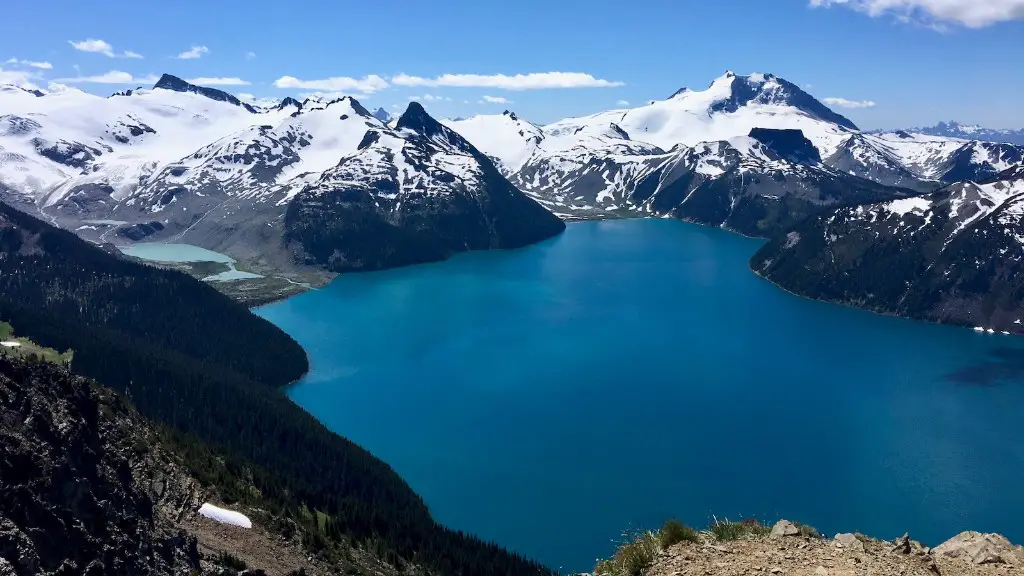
118 220 165 241
939 143 1024 183
32 138 102 169
753 168 1024 332
153 74 257 114
277 97 302 110
749 128 821 165
0 358 202 575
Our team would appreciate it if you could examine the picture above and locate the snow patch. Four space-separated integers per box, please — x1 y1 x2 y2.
198 503 252 528
884 197 932 216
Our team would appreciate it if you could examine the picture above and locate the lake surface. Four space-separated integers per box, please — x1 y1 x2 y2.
257 219 1024 572
119 242 263 281
119 242 235 263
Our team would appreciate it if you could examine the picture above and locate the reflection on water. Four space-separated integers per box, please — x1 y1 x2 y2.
945 346 1024 386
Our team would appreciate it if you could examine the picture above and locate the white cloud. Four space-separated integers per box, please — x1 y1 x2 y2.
823 97 877 109
186 76 250 86
481 95 511 104
809 0 1024 28
274 74 389 93
235 93 281 108
53 70 159 84
175 46 209 60
68 39 143 58
299 91 373 102
392 72 624 90
408 93 452 102
69 38 114 56
5 58 53 70
616 99 630 106
245 51 257 60
0 67 40 90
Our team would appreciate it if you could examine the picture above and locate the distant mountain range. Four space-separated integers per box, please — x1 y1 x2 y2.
0 74 562 276
1 71 1022 329
446 72 1022 235
882 121 1024 146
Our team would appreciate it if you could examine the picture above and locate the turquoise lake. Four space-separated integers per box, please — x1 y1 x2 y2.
256 219 1024 572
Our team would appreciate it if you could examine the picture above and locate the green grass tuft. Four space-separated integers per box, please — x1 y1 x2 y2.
709 518 771 541
659 519 699 548
793 521 824 539
594 530 661 576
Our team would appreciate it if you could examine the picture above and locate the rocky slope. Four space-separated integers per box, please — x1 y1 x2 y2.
0 356 379 576
752 166 1024 333
647 521 1024 576
0 75 563 279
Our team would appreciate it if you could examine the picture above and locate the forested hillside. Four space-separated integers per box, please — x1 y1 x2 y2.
0 201 553 576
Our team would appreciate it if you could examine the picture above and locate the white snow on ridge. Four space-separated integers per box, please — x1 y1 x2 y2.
885 197 933 216
442 113 544 173
0 86 291 205
542 72 852 158
198 503 252 528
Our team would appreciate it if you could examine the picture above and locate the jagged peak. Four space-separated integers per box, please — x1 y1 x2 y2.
277 96 302 110
152 74 257 113
397 102 480 155
669 87 691 99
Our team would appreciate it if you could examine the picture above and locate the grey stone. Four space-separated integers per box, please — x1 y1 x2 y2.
770 520 800 538
834 533 865 552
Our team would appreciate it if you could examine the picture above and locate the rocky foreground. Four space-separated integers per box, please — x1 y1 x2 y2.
649 521 1023 576
0 357 395 575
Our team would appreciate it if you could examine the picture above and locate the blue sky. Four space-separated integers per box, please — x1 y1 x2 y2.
2 0 1023 129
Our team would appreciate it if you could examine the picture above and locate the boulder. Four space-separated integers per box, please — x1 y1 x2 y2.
934 531 1024 566
834 533 865 552
770 520 800 538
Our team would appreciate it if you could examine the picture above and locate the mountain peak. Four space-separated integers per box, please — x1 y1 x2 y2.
277 96 302 110
372 107 391 123
397 102 481 156
702 71 858 131
152 74 256 113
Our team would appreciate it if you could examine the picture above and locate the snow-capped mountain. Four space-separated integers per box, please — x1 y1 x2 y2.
372 107 392 123
0 74 563 273
447 72 1024 226
889 121 1024 146
753 166 1024 332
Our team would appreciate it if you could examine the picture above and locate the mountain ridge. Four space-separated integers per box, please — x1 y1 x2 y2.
0 77 565 282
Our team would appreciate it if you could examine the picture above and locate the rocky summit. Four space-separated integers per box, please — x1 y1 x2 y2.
646 521 1024 576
